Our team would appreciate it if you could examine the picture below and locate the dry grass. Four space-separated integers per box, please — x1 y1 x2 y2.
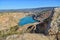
0 13 28 30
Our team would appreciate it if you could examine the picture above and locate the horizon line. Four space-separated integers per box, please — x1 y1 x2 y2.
0 6 60 10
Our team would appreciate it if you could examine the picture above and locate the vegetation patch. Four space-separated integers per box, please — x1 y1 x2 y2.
0 25 25 37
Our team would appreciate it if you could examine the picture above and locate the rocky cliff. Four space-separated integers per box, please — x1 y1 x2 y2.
0 7 60 40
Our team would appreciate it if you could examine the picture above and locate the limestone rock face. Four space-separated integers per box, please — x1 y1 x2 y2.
6 33 49 40
48 8 60 35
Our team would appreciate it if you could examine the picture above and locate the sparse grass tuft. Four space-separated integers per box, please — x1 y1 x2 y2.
0 25 24 37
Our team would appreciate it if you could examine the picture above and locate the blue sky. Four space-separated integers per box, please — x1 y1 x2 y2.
0 0 60 10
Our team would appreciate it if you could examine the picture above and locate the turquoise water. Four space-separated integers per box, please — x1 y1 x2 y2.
18 16 38 26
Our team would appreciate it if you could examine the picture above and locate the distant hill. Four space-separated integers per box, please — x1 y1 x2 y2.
0 7 56 13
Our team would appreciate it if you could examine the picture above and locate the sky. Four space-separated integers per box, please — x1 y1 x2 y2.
0 0 60 10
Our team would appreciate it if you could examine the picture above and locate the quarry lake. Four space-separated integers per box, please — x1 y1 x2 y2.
18 16 38 26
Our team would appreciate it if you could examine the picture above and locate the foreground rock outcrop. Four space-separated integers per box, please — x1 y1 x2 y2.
6 33 49 40
48 8 59 35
